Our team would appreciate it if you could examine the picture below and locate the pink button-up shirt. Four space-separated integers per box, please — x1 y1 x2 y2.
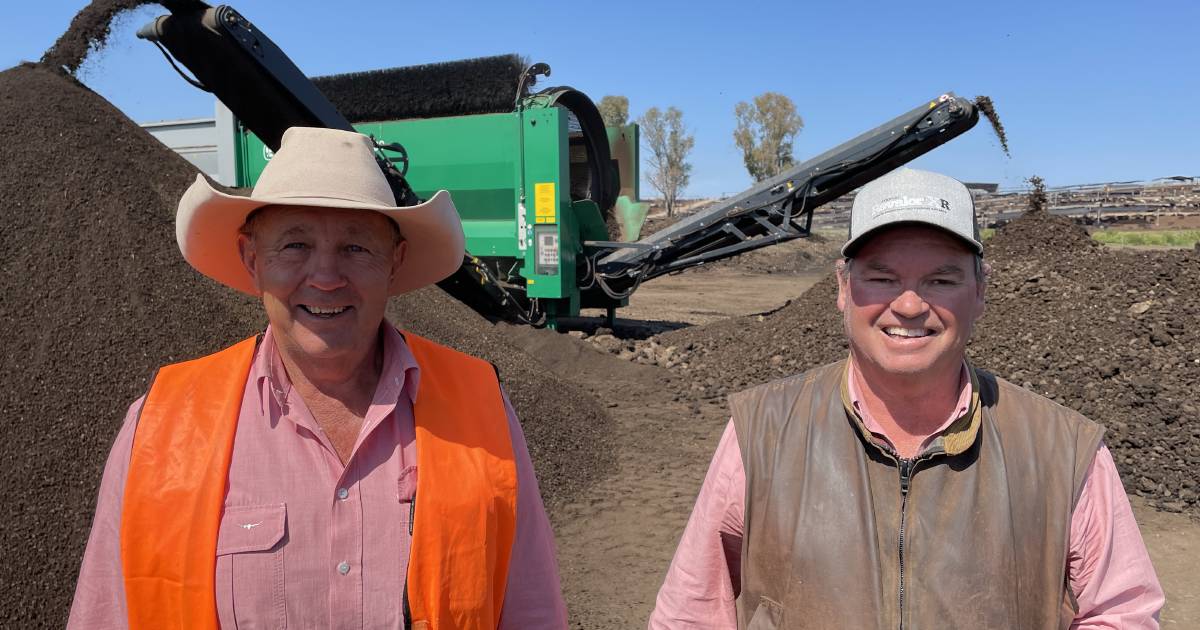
68 325 567 629
650 361 1164 629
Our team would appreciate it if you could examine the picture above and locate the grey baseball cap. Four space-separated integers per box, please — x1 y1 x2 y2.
842 168 983 257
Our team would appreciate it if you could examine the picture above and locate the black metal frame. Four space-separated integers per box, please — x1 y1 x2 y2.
594 94 980 293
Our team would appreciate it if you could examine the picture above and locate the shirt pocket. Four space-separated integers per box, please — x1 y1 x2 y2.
216 503 287 630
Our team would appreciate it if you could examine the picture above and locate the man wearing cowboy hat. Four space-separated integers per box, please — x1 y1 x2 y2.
68 127 567 629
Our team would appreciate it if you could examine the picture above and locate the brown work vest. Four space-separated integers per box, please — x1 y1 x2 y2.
731 360 1104 630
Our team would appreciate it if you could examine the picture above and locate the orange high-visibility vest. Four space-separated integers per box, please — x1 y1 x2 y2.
120 331 518 630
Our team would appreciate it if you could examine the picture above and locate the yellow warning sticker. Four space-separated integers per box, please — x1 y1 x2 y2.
534 182 556 224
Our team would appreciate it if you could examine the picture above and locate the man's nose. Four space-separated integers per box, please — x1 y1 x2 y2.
307 249 347 290
889 288 929 319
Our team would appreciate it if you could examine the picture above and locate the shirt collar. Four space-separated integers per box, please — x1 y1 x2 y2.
843 357 977 456
252 323 421 417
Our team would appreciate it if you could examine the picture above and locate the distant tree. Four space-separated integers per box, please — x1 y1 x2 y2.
1026 175 1048 213
639 106 695 217
733 92 804 182
598 95 629 127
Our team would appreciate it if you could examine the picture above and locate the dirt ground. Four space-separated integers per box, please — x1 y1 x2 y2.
524 251 1200 629
613 268 828 326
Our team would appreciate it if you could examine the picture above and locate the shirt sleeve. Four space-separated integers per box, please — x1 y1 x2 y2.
66 396 144 630
648 420 745 630
1069 443 1164 629
497 390 568 629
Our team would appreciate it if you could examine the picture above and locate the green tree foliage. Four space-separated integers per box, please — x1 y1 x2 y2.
733 92 804 182
639 106 695 217
597 95 630 127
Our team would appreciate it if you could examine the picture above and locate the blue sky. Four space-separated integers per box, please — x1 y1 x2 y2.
6 1 1198 198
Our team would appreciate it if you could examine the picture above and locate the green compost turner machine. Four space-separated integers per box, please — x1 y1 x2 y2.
139 1 981 328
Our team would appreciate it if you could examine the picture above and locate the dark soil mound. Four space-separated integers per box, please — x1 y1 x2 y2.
40 0 155 73
988 208 1099 259
969 246 1199 513
643 212 1200 514
1 61 611 626
0 62 265 628
655 274 847 393
388 289 615 511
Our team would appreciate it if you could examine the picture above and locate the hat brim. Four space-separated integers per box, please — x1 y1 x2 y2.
176 174 465 296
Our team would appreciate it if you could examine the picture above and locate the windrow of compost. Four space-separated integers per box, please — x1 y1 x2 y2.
0 61 611 628
606 211 1199 515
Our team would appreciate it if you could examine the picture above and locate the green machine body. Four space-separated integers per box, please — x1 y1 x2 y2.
235 90 648 328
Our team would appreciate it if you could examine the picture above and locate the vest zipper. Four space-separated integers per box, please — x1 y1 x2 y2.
897 458 913 630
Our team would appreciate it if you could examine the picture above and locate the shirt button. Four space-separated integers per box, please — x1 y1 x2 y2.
337 561 351 575
337 487 349 500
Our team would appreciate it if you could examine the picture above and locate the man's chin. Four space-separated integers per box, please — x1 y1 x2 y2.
860 352 943 379
871 353 965 380
278 330 358 361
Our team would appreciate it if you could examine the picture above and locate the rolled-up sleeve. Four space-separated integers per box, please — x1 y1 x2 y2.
498 391 568 629
67 397 144 630
649 420 745 630
1069 443 1164 629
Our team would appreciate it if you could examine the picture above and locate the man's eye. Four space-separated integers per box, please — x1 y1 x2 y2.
282 242 307 250
347 244 368 253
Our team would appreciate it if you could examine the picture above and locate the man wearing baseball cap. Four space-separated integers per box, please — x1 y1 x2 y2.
68 127 566 629
649 168 1163 628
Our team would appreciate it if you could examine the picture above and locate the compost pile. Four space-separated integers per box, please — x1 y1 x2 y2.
611 211 1200 514
0 56 609 630
387 288 613 510
0 62 265 627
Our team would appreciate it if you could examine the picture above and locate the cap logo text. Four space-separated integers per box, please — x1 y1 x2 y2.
871 195 951 216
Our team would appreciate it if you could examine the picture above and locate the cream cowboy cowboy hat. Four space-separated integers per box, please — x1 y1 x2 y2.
176 126 464 296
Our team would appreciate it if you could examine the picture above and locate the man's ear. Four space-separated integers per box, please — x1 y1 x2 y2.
974 260 990 318
389 239 409 286
835 259 850 312
237 233 260 291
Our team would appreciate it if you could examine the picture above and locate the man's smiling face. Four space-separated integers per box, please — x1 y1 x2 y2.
836 224 985 383
238 205 405 364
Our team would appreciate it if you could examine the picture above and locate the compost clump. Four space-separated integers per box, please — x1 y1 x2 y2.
41 0 156 74
974 95 1010 156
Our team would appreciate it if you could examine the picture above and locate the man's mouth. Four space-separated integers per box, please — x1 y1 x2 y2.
299 304 350 318
883 326 933 339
